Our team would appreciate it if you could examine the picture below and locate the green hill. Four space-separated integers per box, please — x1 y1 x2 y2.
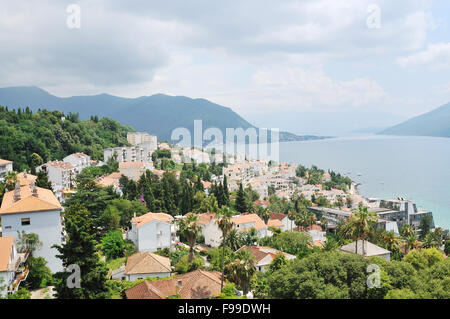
0 106 132 171
379 102 450 138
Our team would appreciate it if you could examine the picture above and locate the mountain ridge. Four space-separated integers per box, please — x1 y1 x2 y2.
379 102 450 138
0 86 328 142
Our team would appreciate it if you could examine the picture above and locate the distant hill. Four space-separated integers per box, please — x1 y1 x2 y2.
0 86 327 143
379 102 450 138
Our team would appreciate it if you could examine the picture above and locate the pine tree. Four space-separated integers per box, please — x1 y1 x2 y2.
223 175 230 206
53 203 110 299
235 182 247 214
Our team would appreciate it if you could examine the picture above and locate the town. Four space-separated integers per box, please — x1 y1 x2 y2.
0 130 449 299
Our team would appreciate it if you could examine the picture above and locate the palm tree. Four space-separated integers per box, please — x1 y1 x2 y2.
341 204 378 255
287 210 296 231
258 208 271 225
216 207 234 291
405 234 419 253
381 231 399 252
225 250 256 295
175 214 201 262
422 232 440 249
319 217 328 231
225 229 242 251
400 224 415 238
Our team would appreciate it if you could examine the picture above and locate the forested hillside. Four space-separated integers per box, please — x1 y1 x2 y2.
0 106 132 171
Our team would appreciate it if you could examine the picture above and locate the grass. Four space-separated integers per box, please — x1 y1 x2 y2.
106 257 126 271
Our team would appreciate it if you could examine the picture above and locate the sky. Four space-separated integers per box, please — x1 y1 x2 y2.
0 0 449 135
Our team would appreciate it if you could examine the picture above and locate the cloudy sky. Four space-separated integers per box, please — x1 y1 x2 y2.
1 0 449 134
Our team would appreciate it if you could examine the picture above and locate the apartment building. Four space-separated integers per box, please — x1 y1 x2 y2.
0 159 13 178
63 153 91 174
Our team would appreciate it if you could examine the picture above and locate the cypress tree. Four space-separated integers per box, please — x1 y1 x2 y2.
235 182 247 214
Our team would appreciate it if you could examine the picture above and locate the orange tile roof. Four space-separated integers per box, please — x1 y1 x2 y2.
195 213 216 226
0 185 62 215
131 212 173 227
0 159 12 166
16 172 37 187
96 172 123 187
44 161 75 170
125 270 222 299
269 212 287 221
0 237 14 271
119 162 153 169
125 252 171 275
232 213 267 231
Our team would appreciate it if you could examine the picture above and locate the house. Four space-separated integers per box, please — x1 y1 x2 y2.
0 159 13 178
236 246 296 272
96 172 123 195
112 252 171 281
202 213 269 248
125 269 222 299
268 212 294 232
253 199 270 209
0 183 63 272
232 214 268 238
119 161 153 181
340 240 391 261
63 153 91 174
0 237 29 297
127 212 175 252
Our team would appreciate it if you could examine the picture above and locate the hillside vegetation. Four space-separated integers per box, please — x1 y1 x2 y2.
0 106 132 171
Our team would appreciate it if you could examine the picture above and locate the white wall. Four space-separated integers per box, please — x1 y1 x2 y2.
126 272 171 281
1 210 63 273
133 221 172 252
203 221 222 247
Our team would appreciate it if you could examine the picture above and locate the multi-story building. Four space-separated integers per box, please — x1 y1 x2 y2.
379 198 434 230
119 162 154 181
37 161 76 199
127 132 157 148
63 153 91 174
104 146 155 163
0 236 29 297
0 183 63 273
0 159 13 178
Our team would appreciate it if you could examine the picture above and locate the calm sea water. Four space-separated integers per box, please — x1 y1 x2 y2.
279 135 450 230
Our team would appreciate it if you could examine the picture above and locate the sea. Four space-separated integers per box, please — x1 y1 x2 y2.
279 135 450 230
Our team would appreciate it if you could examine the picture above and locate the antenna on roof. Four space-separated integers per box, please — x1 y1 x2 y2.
30 180 38 197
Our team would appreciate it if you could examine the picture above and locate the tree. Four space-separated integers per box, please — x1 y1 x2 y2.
35 170 53 191
176 214 201 262
225 249 256 295
269 253 288 272
258 208 271 225
30 153 43 174
101 231 126 260
53 203 110 299
216 207 235 291
235 182 247 214
340 204 378 256
24 257 53 289
419 215 433 240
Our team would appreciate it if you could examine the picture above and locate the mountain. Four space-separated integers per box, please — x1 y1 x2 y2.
0 86 326 143
380 102 450 138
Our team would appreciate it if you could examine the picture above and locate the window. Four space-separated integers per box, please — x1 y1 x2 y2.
4 226 11 230
21 218 31 226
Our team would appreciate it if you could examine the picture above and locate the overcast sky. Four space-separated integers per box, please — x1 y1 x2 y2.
1 0 449 126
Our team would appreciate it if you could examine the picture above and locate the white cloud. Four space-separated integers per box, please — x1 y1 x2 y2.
397 42 450 69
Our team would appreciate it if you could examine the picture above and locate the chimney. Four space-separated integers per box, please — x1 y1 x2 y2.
176 280 182 290
30 180 38 197
23 170 27 178
13 182 21 202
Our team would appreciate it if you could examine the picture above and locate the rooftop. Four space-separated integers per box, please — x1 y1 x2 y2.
340 240 391 257
131 212 173 227
0 185 62 215
125 252 171 275
0 236 14 271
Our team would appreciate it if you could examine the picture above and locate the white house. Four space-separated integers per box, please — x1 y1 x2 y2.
269 212 295 232
112 252 171 281
202 213 270 248
236 246 296 272
37 160 76 197
127 212 175 252
63 153 91 174
0 237 29 297
0 183 63 273
0 159 13 178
